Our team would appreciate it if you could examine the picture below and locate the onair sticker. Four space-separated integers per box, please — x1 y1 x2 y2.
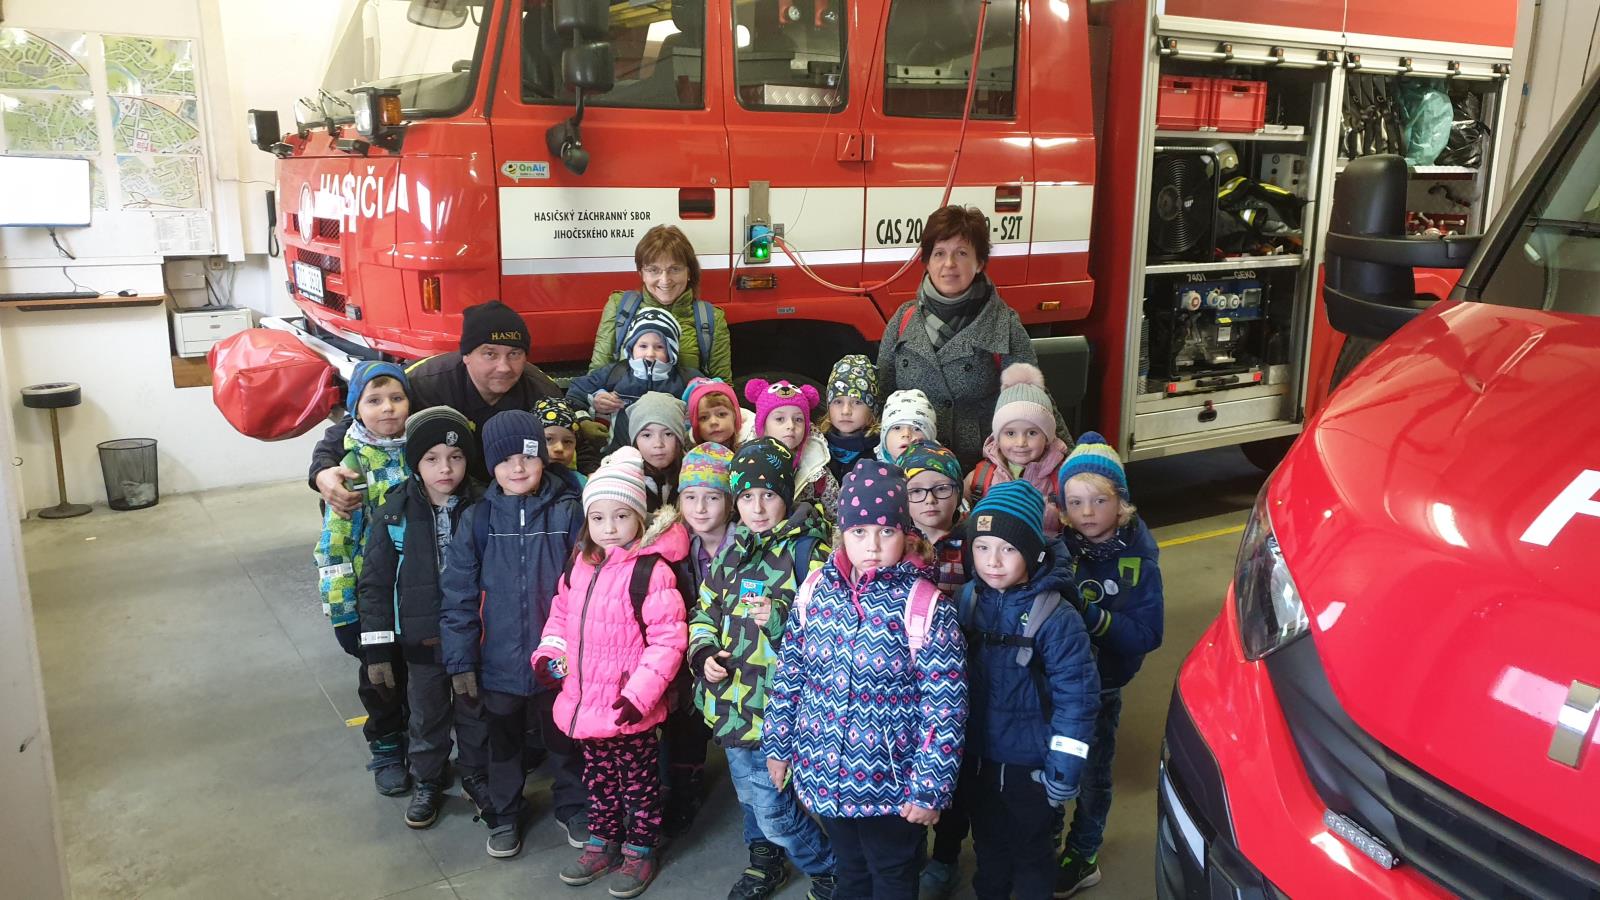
502 161 551 181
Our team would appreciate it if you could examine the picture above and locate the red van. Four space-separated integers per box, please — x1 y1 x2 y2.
1157 70 1600 897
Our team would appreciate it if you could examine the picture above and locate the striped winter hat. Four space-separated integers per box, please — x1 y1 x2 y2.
679 442 734 495
1057 431 1128 501
584 447 649 515
623 306 681 366
970 479 1048 570
992 363 1056 436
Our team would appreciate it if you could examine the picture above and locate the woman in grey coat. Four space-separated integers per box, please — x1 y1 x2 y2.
876 205 1057 467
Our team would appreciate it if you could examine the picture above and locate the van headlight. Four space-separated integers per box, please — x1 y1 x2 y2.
1234 485 1309 660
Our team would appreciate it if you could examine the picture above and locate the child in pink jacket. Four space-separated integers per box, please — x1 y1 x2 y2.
534 448 689 898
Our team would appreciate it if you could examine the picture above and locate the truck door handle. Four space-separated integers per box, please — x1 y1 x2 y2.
996 185 1023 213
679 188 715 219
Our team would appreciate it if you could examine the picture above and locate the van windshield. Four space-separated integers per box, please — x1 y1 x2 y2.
319 0 490 116
1479 96 1600 316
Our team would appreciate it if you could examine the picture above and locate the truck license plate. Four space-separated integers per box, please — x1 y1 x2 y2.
294 262 324 301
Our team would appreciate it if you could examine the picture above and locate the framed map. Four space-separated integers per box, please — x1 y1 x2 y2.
111 96 201 155
116 154 202 210
0 28 90 92
0 92 98 152
103 36 196 96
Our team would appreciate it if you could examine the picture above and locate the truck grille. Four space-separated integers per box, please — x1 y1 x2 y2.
294 247 342 275
1266 638 1600 900
285 213 342 243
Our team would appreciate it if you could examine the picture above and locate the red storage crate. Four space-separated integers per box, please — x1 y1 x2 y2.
1156 76 1213 129
1211 79 1267 131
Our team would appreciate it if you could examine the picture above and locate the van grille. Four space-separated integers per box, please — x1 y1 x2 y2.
294 247 342 275
1266 638 1600 900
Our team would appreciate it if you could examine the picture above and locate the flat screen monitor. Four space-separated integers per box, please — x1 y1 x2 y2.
0 156 92 227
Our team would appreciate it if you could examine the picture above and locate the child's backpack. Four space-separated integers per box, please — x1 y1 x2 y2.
613 290 716 368
791 566 942 661
967 459 1002 503
956 581 1061 668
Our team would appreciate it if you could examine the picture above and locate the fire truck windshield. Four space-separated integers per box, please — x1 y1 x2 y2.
319 0 491 117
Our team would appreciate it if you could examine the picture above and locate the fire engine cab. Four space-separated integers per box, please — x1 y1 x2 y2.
243 0 1515 469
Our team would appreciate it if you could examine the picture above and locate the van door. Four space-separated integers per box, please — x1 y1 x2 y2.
723 0 868 323
860 0 1034 320
488 0 734 362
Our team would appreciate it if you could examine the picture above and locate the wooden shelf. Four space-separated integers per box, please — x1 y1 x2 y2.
1155 129 1307 142
1146 254 1304 274
0 293 166 313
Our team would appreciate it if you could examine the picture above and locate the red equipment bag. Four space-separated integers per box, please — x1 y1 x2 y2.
209 329 340 440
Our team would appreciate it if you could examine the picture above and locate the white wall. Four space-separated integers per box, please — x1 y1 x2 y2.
1501 0 1600 199
0 381 69 900
2 304 321 512
0 0 345 513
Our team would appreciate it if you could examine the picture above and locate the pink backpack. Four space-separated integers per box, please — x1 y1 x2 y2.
791 568 943 660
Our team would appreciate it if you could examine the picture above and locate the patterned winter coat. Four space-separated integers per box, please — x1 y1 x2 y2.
536 508 690 740
763 552 968 817
687 503 830 749
1064 519 1164 690
314 423 408 626
964 552 1100 790
439 469 584 696
793 432 841 522
964 434 1072 536
876 277 1044 468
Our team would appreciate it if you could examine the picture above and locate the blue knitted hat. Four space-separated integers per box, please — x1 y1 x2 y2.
346 360 409 411
482 409 546 470
970 480 1048 570
1056 431 1128 501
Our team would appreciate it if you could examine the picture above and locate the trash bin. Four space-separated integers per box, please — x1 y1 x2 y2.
98 438 159 510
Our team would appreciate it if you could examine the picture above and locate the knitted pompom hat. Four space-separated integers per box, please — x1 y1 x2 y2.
584 447 649 516
1057 431 1129 501
991 362 1056 436
745 378 821 447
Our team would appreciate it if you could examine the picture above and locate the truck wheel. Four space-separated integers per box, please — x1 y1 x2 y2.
1330 336 1380 390
1240 435 1295 474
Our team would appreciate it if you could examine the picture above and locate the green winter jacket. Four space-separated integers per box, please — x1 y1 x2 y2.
314 423 407 626
589 287 732 381
687 502 829 748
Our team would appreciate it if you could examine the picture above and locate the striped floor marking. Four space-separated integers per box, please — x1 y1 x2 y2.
1158 523 1246 549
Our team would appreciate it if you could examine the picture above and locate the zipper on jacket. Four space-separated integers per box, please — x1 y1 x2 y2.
568 570 602 737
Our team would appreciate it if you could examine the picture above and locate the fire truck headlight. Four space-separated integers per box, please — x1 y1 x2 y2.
1234 484 1309 661
246 109 280 153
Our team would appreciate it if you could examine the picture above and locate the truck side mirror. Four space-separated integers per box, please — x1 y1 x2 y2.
563 42 615 93
1325 155 1479 341
552 0 609 41
407 0 469 29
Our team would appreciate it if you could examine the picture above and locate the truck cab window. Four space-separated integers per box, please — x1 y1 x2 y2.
733 0 847 111
882 0 1018 119
1479 99 1600 317
320 0 491 116
522 0 705 109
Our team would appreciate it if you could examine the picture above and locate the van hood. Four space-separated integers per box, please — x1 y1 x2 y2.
1271 299 1600 862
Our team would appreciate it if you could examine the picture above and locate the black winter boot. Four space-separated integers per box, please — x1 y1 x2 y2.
405 779 445 828
727 840 789 900
368 733 411 796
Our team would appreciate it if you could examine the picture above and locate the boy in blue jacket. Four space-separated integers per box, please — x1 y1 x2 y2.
961 481 1099 900
1053 433 1164 896
440 410 587 860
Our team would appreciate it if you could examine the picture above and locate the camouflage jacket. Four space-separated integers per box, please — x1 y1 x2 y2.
688 503 830 748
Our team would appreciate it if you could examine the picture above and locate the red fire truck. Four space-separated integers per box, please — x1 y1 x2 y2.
243 0 1515 466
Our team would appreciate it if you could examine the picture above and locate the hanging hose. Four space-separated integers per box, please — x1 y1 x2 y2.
759 0 993 296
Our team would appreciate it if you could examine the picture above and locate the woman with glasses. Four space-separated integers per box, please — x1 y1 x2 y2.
589 225 733 381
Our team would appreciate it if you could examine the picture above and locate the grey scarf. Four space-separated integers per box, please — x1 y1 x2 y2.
918 274 987 351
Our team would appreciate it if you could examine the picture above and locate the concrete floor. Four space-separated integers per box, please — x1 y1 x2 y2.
25 448 1266 900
